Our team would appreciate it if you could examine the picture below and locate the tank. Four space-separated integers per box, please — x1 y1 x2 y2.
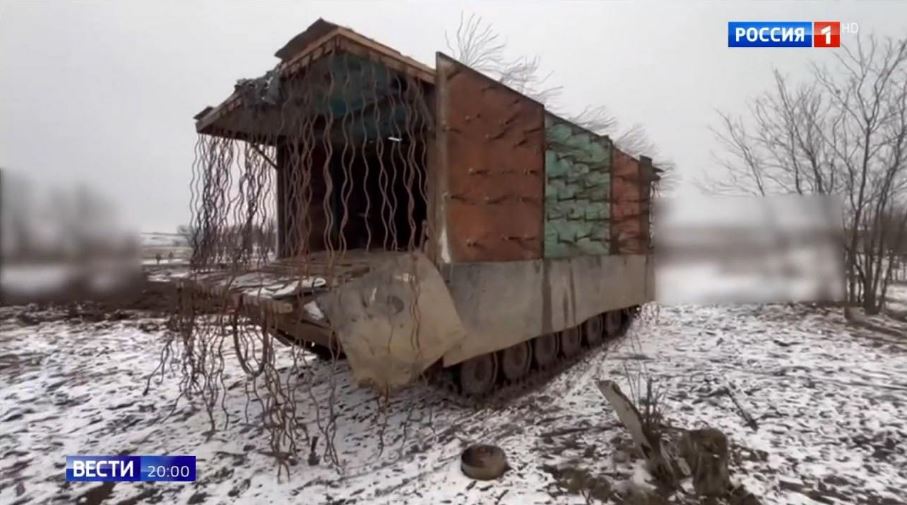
183 19 659 396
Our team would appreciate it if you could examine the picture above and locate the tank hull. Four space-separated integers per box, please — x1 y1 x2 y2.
183 250 652 393
303 252 653 391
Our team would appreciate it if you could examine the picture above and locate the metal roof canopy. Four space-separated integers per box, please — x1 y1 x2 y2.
194 19 436 141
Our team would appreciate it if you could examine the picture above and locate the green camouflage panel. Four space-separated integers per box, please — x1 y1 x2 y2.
544 114 611 258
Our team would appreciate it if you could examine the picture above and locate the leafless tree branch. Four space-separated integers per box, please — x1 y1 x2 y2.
711 33 907 314
445 12 676 188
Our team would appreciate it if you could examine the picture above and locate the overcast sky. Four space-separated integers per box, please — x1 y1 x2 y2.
1 0 905 232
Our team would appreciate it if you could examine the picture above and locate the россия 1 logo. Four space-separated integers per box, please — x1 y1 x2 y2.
728 21 843 48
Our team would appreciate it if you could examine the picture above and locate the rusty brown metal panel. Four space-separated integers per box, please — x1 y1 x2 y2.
638 156 654 252
610 148 644 254
434 52 545 263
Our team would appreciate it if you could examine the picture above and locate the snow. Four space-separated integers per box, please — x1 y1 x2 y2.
888 284 907 315
1 298 905 504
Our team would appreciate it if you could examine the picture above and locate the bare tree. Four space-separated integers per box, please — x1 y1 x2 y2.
1 169 35 262
445 13 676 186
710 70 839 197
444 13 505 73
712 34 907 314
445 12 562 104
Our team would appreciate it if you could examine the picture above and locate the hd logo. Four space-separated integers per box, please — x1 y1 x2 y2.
728 21 842 48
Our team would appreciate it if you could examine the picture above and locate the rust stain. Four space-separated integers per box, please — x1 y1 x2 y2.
436 53 545 262
610 148 645 254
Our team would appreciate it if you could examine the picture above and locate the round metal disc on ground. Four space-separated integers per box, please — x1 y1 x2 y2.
583 315 604 346
559 327 582 357
604 310 623 337
458 353 498 396
461 444 509 480
532 333 559 369
500 342 532 381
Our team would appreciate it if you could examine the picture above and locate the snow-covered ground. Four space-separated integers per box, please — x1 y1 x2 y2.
888 283 907 317
1 299 905 504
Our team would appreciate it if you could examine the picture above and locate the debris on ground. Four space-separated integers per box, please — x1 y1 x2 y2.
1 296 905 504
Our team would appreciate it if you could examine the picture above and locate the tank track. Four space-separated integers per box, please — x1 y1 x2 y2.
273 330 344 361
427 306 640 408
273 307 639 406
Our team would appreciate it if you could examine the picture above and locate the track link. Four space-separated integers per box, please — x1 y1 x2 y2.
429 307 639 408
273 306 640 406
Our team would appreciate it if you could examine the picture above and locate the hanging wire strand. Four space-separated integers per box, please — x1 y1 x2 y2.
149 49 435 475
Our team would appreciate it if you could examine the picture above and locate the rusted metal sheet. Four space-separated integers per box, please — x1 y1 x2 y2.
274 18 340 61
638 156 654 251
611 148 644 254
434 52 545 263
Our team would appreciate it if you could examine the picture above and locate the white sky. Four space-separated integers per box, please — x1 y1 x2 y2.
1 0 905 232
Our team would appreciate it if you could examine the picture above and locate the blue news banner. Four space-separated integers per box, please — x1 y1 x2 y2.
728 21 813 48
66 455 196 482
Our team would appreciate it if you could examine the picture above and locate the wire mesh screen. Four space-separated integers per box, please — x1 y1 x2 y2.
149 50 435 473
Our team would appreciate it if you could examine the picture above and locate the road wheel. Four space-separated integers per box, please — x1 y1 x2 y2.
583 315 604 346
559 327 582 357
605 310 623 337
458 353 498 396
307 342 344 361
532 333 559 369
623 306 640 329
272 329 297 347
500 342 532 382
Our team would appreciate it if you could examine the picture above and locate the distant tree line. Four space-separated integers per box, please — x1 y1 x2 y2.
2 171 137 262
178 221 276 266
712 34 907 314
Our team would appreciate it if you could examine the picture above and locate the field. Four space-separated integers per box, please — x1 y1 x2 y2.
0 277 905 505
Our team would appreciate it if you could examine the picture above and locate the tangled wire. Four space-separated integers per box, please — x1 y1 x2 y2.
146 51 435 476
